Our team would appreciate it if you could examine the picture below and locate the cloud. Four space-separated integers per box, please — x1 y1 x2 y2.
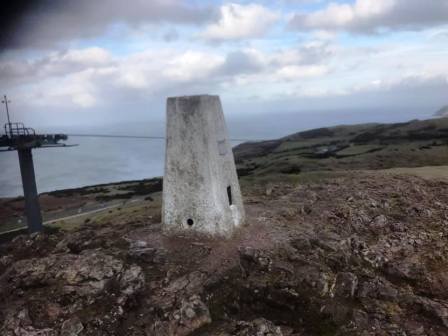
0 21 349 111
271 41 334 66
163 28 180 42
289 0 448 33
201 3 279 41
58 47 112 65
216 50 265 76
276 64 328 80
350 74 448 97
0 41 334 111
0 47 227 109
71 92 96 108
164 51 225 82
1 0 213 50
0 47 113 84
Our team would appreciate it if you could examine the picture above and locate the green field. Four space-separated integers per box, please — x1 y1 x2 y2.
234 117 448 178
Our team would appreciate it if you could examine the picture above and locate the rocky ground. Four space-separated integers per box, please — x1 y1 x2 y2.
1 173 448 335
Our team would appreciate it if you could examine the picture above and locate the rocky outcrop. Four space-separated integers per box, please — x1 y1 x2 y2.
1 174 448 335
0 247 144 335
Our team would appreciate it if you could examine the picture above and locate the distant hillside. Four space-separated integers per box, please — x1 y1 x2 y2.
435 106 448 117
234 117 448 177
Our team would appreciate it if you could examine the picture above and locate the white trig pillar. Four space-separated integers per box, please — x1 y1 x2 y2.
162 95 245 236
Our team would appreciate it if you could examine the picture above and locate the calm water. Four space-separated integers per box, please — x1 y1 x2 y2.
0 136 166 197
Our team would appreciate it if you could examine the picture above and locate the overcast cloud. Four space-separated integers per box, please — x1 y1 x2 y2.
1 0 447 138
289 0 448 33
1 0 214 49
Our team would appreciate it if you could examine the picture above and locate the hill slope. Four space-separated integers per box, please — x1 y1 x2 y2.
234 117 448 177
435 106 448 117
2 173 448 335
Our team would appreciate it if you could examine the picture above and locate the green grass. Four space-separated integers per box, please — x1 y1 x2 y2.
0 221 26 233
234 117 448 177
336 144 383 156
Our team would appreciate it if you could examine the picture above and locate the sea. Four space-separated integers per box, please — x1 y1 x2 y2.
0 136 167 197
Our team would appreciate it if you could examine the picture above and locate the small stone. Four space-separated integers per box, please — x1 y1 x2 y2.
129 240 148 249
290 237 312 251
334 272 358 298
370 215 388 229
0 255 13 268
238 247 272 273
184 307 196 319
234 318 283 336
61 317 84 336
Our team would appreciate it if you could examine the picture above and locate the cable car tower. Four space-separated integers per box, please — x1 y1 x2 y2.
0 95 76 233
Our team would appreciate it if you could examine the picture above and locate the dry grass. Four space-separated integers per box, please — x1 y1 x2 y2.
378 165 448 181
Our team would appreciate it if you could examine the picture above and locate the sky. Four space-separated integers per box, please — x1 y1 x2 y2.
1 0 448 138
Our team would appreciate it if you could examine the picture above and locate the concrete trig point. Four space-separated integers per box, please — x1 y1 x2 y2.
162 95 245 236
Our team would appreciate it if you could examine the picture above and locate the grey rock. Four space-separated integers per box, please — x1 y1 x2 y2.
290 237 312 251
358 278 398 301
0 308 56 336
239 247 272 273
152 295 211 336
0 255 13 268
385 259 426 282
234 318 283 336
333 272 358 298
119 264 145 297
8 249 144 303
413 296 448 327
61 317 84 336
370 215 388 229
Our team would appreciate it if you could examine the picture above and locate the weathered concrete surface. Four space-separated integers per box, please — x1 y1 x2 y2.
163 95 245 236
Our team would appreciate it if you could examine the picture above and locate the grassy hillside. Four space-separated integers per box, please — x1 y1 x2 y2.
234 117 448 177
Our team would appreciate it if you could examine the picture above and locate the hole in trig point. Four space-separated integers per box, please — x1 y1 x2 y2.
227 185 233 205
187 218 194 226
